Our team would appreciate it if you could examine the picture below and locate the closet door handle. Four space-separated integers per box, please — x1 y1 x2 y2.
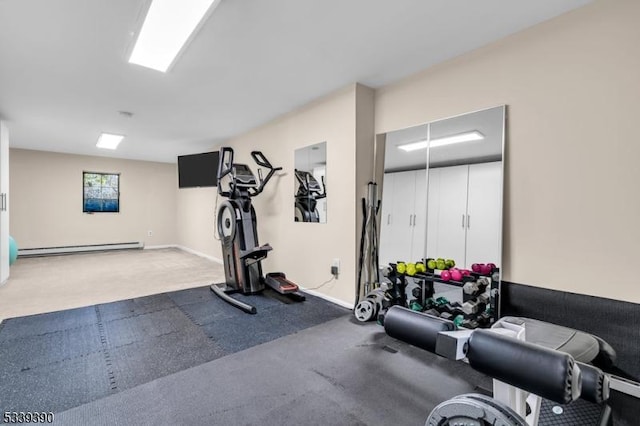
461 214 465 228
467 214 470 229
413 214 416 227
387 214 391 225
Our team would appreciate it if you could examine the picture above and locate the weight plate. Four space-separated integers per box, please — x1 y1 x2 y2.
354 300 375 322
459 394 526 426
365 289 385 308
427 393 526 426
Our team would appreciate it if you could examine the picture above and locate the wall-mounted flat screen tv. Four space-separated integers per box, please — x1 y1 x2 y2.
177 151 219 188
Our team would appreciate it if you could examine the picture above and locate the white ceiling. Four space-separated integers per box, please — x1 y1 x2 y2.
0 0 592 164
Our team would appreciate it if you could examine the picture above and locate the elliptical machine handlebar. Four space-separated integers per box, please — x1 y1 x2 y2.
216 147 282 198
249 151 282 197
251 151 273 169
294 169 326 199
217 147 235 198
317 175 327 199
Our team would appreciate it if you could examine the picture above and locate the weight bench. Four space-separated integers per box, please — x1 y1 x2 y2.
384 306 615 425
498 316 616 368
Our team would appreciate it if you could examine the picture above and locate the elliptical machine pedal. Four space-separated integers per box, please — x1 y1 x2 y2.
265 272 306 301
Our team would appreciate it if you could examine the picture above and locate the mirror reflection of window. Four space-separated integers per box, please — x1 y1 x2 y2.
294 142 327 223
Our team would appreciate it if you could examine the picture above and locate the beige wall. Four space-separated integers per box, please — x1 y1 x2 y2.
177 84 374 305
10 149 177 248
10 0 637 306
176 186 220 259
375 0 640 303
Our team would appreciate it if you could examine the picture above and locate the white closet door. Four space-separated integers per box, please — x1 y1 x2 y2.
465 162 503 269
388 170 417 263
426 168 440 258
0 121 9 284
378 173 395 266
431 165 468 265
411 169 427 261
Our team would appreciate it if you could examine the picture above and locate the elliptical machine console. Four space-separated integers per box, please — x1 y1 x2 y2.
211 147 305 314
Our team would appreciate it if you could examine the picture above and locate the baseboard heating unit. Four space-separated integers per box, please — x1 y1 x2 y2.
18 242 144 257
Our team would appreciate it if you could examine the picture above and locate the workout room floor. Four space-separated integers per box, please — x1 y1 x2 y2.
0 248 225 322
0 249 634 425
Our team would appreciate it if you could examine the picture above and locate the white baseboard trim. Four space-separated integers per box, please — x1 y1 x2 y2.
300 288 354 310
175 245 223 264
18 242 143 257
144 244 178 250
159 245 351 309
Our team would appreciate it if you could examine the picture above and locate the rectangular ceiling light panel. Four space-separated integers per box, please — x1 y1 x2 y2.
96 133 125 150
398 131 485 152
129 0 217 72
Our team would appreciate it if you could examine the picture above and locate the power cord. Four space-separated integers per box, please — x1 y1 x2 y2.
305 276 335 290
213 192 221 241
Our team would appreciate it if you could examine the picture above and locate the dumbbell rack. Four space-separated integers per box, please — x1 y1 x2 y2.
391 262 500 328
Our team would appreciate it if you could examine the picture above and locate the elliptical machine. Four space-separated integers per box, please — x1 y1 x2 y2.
294 169 326 222
210 147 305 314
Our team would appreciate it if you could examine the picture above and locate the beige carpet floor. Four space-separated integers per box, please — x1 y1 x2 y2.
0 248 225 322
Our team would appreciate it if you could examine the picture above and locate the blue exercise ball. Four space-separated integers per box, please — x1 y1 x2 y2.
9 235 18 265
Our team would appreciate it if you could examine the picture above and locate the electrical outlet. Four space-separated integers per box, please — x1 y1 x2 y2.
331 258 340 278
147 230 153 237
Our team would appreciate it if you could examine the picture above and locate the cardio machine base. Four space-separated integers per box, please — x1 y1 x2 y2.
210 273 305 314
210 283 258 314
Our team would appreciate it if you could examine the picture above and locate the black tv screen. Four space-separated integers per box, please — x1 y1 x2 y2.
178 151 219 188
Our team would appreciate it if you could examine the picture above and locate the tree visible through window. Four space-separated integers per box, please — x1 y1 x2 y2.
83 172 120 213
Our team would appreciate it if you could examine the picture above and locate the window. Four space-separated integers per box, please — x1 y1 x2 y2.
83 172 120 213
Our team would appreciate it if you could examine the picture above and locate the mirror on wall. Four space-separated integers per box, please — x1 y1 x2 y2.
376 105 506 324
294 141 327 223
426 106 504 270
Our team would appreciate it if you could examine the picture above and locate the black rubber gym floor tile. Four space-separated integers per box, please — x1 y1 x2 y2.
0 350 112 413
0 286 351 415
0 324 102 372
609 390 640 426
264 297 350 328
201 313 301 353
539 398 604 425
200 295 348 354
96 293 176 323
108 328 225 392
233 289 291 309
254 390 369 426
0 306 97 342
101 307 195 349
166 285 215 306
175 298 240 326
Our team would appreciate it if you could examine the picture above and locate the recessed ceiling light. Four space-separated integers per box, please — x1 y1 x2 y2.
97 133 125 150
128 0 220 72
398 131 485 152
